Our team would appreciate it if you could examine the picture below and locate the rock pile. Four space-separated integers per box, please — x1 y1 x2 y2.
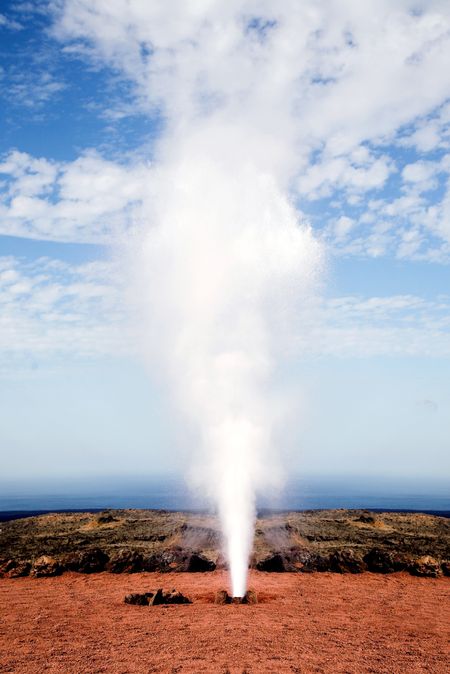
214 589 258 604
124 589 191 605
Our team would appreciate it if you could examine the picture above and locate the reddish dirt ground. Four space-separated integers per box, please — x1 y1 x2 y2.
0 571 448 674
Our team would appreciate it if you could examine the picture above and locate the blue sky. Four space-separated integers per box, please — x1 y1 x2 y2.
1 1 450 485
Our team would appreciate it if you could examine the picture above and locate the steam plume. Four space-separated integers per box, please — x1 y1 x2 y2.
54 0 450 593
134 124 322 596
56 2 325 596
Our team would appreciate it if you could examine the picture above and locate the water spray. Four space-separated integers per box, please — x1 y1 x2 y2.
135 143 322 597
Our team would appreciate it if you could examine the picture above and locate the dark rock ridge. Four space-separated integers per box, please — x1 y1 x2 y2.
0 509 448 578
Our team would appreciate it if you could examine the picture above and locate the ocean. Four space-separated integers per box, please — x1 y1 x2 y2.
0 474 448 521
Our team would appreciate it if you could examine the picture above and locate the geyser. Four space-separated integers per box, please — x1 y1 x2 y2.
134 135 322 597
82 6 324 598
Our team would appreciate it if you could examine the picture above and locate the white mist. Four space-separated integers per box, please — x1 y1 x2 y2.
56 0 326 599
134 131 322 597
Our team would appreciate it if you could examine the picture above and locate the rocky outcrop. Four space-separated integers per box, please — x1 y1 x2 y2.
186 553 216 572
1 509 447 579
144 548 215 573
256 553 286 572
63 548 109 573
363 548 407 573
282 548 330 572
106 550 144 573
257 549 365 573
329 550 366 574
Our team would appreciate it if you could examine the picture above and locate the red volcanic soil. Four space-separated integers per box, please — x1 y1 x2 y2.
0 571 448 673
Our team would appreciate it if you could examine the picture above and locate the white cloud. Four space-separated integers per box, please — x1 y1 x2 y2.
333 215 355 239
398 101 450 153
53 2 450 163
7 72 66 108
0 150 149 243
49 1 450 260
402 160 437 184
0 255 129 372
2 254 449 372
298 154 393 199
0 13 23 31
297 293 450 358
1 1 450 262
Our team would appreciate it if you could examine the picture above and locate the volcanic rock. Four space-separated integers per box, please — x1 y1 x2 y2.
64 548 109 573
146 547 188 572
256 553 286 572
214 590 258 604
0 559 16 576
363 548 406 574
8 560 31 577
298 552 331 572
409 555 441 577
282 548 329 572
1 509 448 578
242 589 258 604
356 512 377 524
125 589 191 605
214 589 230 604
125 592 156 605
106 549 144 573
0 559 31 577
31 555 63 577
329 550 366 574
256 549 331 573
95 511 117 524
186 553 216 572
154 589 191 605
144 548 215 573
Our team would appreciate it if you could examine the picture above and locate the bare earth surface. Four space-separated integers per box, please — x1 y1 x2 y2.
0 570 448 674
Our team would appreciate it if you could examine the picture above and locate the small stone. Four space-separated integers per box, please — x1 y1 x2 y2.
124 592 155 606
244 589 258 604
214 589 230 604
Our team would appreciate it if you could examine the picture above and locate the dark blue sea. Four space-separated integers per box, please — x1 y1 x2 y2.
0 475 448 521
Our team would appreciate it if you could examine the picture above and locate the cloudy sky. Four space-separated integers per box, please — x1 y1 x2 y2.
1 1 449 484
